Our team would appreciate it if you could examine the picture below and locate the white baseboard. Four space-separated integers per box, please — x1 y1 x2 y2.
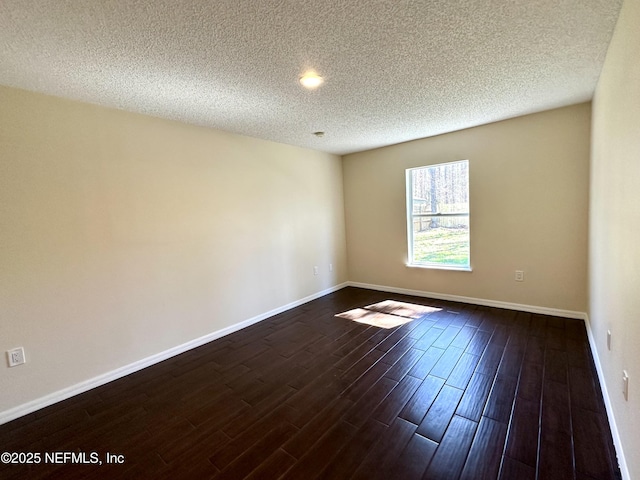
346 281 629 479
346 281 587 319
3 279 628 480
583 315 629 480
0 282 348 426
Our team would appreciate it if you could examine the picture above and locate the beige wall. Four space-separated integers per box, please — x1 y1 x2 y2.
343 103 591 312
590 0 640 476
0 86 347 414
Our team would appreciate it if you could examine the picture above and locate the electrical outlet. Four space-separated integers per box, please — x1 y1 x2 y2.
607 330 612 350
329 263 333 272
7 347 25 367
623 370 629 401
313 266 318 276
515 270 524 282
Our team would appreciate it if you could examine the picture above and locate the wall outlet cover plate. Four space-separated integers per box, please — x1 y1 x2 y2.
7 347 26 367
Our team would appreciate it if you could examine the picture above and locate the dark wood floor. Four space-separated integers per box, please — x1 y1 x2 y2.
0 287 621 479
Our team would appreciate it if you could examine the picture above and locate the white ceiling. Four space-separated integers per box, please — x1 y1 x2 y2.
0 0 623 155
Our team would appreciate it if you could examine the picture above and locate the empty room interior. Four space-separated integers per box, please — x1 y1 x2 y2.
0 0 638 479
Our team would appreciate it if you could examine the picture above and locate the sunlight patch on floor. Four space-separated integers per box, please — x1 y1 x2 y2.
363 300 441 318
335 300 442 329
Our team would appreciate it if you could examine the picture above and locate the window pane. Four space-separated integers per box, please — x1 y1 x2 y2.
411 161 469 215
411 215 469 267
408 160 470 269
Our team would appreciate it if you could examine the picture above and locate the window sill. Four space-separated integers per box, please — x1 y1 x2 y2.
406 263 473 272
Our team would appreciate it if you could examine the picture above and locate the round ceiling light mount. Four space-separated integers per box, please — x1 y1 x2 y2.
299 71 324 89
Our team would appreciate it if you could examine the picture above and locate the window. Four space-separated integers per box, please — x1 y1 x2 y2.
406 160 470 270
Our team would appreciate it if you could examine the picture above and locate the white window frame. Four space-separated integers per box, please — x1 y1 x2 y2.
406 160 471 271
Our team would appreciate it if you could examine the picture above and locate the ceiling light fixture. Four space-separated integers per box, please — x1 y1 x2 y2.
313 131 325 137
299 71 324 89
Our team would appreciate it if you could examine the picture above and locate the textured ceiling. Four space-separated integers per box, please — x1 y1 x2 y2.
0 0 623 155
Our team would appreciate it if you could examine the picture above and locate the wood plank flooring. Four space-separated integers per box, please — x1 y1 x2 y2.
0 287 621 479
